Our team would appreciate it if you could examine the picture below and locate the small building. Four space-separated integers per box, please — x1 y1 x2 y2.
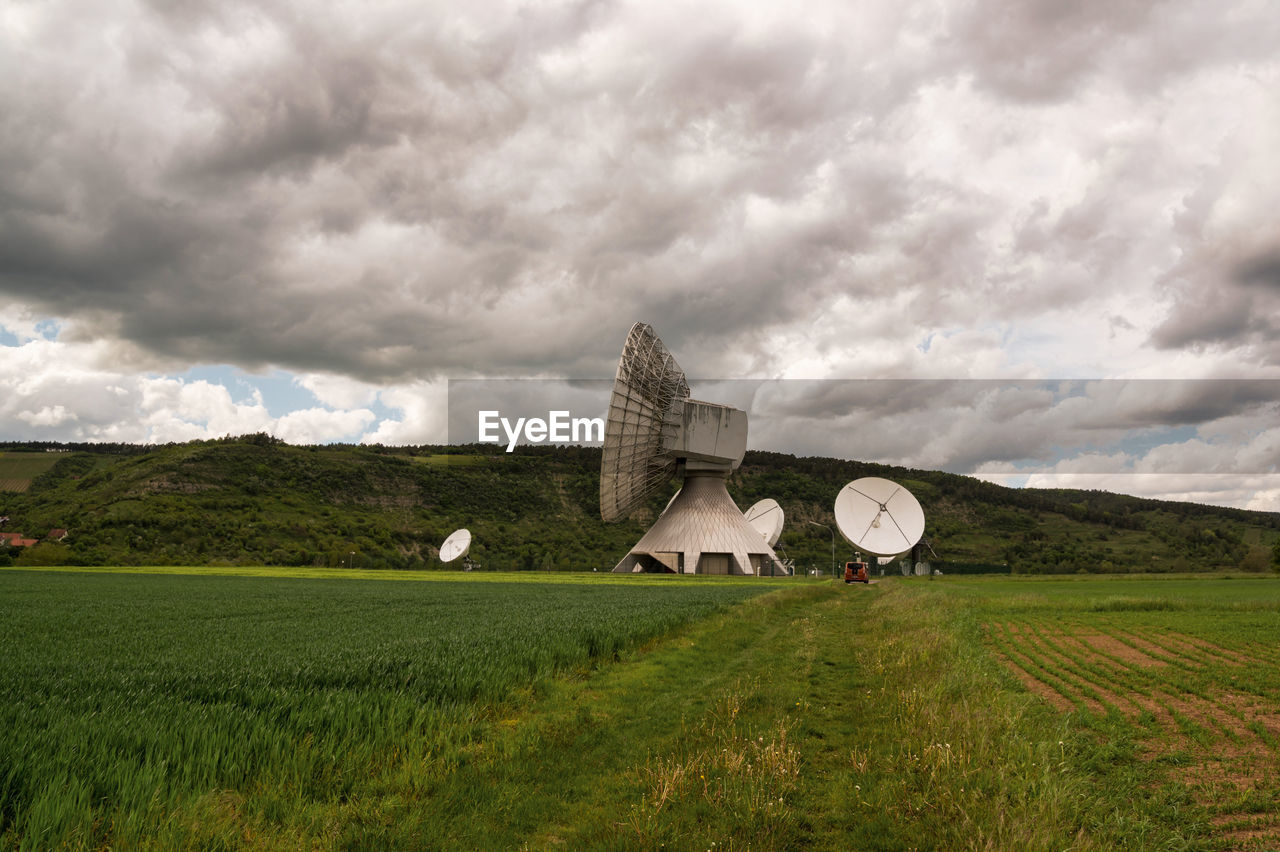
47 528 68 541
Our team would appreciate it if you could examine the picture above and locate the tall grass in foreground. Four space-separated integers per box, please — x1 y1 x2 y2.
818 584 1123 850
0 570 770 849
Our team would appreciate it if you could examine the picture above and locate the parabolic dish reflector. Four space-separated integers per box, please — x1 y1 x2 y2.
600 322 691 522
833 477 925 557
743 499 784 547
439 528 471 563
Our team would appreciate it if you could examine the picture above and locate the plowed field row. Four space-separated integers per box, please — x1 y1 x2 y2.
987 619 1280 851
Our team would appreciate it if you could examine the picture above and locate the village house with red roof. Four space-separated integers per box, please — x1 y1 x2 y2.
0 531 40 548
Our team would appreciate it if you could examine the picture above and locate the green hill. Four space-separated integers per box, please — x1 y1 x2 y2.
1 436 1277 574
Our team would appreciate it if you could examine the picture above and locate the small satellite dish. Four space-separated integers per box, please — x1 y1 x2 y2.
914 561 928 576
439 529 472 563
834 477 925 557
743 499 784 547
900 561 910 577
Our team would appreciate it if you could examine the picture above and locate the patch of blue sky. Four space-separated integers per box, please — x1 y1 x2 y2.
953 425 1202 477
0 316 62 345
1110 424 1199 457
171 365 394 424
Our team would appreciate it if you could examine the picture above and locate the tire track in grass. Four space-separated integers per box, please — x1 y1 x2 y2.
1212 811 1280 851
1052 627 1278 802
992 621 1125 714
984 622 1093 712
1220 694 1280 743
1017 621 1148 717
988 615 1280 816
995 622 1250 754
1010 620 1148 716
1061 626 1262 750
1081 628 1229 717
985 621 1078 710
1107 624 1247 671
996 620 1119 713
1056 626 1211 710
1127 628 1253 668
1016 630 1263 796
1092 626 1277 755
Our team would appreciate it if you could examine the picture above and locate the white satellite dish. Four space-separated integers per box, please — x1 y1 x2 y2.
601 322 786 576
743 498 784 547
900 561 910 576
439 528 472 563
833 477 925 557
914 561 929 576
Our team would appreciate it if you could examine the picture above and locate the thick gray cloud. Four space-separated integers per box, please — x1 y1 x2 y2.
3 0 1280 510
5 0 1266 378
1151 249 1280 361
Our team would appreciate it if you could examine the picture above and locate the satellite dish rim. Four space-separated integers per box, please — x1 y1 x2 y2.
743 498 785 547
833 477 925 557
599 322 690 522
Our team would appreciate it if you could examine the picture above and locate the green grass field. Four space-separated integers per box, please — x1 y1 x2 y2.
2 568 1278 850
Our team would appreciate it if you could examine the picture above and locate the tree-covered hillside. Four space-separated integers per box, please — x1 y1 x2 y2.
1 436 1277 574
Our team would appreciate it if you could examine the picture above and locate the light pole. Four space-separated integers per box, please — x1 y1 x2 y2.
807 521 835 578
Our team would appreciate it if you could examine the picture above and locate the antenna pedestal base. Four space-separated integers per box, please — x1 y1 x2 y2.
612 471 788 576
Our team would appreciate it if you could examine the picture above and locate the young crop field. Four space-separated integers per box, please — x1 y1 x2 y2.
972 576 1280 851
0 568 779 849
2 567 1278 850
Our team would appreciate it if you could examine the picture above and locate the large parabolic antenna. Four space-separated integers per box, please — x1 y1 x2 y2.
833 477 925 557
601 322 787 575
439 528 472 563
744 498 785 548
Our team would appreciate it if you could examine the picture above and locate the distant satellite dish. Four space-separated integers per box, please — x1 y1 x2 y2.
439 528 472 563
743 499 784 547
914 561 928 576
833 477 925 557
900 561 910 576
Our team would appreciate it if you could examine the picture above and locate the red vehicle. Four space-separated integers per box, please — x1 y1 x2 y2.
844 561 869 584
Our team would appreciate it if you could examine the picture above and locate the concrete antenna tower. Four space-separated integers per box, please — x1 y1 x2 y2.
601 322 786 575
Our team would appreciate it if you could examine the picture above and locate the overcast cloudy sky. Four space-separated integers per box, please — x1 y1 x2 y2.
3 0 1279 510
